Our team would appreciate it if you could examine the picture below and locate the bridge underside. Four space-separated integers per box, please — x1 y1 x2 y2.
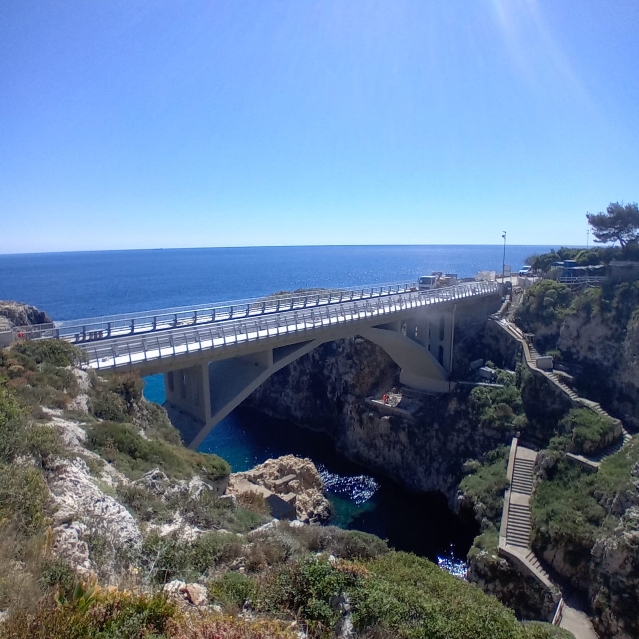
164 304 483 449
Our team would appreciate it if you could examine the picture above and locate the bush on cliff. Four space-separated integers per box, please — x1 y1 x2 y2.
89 371 183 445
530 458 604 574
459 446 509 527
469 380 525 432
12 339 86 368
351 552 527 639
85 420 229 482
560 408 618 454
0 589 177 639
515 281 573 335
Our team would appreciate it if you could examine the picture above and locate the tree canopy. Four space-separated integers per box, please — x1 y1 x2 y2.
586 202 639 248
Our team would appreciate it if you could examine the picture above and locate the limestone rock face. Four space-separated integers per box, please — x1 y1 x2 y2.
0 300 51 328
229 455 331 523
46 458 141 579
558 311 639 428
467 548 557 622
589 506 639 639
247 335 515 506
163 580 213 609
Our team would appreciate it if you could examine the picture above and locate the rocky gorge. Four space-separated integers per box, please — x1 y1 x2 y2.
0 302 570 639
3 281 639 638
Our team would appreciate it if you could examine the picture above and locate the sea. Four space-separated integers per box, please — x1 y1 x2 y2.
0 244 557 574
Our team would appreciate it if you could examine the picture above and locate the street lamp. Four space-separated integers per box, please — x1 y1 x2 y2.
587 229 590 248
502 231 507 280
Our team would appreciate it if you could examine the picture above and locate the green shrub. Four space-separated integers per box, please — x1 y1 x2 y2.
257 557 361 632
115 483 171 522
85 421 229 482
176 490 265 533
141 530 238 583
89 392 128 422
290 525 389 560
467 526 499 560
209 572 257 608
459 446 509 527
39 559 76 598
12 340 86 368
521 621 576 638
561 408 618 454
515 281 573 334
0 464 50 537
530 460 604 569
0 386 22 428
469 383 524 431
596 437 639 506
352 552 525 639
0 590 177 639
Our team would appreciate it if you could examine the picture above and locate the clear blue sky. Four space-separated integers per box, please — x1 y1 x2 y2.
1 1 638 253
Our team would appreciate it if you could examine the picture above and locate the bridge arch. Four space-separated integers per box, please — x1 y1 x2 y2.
167 315 457 450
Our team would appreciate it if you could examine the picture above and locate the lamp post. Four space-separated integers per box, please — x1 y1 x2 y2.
502 231 507 280
587 229 590 248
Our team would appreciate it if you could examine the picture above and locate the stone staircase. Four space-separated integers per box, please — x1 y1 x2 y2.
499 442 554 587
494 316 633 469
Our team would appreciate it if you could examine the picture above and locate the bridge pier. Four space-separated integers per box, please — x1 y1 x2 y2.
164 363 212 428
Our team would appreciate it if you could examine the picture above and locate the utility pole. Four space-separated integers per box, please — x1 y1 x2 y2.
502 231 507 280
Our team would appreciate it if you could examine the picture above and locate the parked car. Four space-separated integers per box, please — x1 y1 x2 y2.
518 265 532 276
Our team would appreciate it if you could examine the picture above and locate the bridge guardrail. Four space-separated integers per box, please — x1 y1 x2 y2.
78 281 499 370
14 280 423 343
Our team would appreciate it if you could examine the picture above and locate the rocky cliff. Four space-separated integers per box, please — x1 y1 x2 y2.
559 308 639 429
247 329 518 507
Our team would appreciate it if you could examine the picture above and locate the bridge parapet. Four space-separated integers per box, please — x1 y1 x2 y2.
14 280 422 343
78 281 499 372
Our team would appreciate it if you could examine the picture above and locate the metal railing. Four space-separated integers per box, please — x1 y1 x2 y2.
558 275 606 284
77 281 499 371
552 598 565 626
13 280 423 343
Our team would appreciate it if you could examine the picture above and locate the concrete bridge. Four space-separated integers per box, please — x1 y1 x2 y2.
16 280 501 448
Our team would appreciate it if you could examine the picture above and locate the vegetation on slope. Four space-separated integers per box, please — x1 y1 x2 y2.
2 338 574 638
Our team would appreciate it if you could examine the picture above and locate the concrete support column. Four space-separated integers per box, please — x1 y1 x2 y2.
164 362 211 425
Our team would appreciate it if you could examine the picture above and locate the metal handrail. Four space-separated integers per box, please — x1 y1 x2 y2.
13 280 421 343
552 598 564 626
78 281 498 371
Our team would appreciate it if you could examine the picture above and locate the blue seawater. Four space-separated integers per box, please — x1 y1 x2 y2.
0 245 558 567
0 245 552 320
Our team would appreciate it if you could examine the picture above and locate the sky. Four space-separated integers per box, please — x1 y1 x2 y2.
1 1 638 254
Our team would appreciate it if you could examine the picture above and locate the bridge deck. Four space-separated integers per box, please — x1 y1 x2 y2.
73 281 498 371
16 280 422 343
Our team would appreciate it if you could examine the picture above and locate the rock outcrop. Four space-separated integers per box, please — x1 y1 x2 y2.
46 457 142 581
228 455 330 523
467 547 557 622
0 300 51 329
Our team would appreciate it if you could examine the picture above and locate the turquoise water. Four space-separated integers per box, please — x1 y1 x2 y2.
144 378 475 569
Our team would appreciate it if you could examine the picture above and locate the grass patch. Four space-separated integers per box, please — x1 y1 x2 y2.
175 490 265 533
459 446 509 527
561 408 618 455
530 459 604 568
141 530 242 584
85 421 229 483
